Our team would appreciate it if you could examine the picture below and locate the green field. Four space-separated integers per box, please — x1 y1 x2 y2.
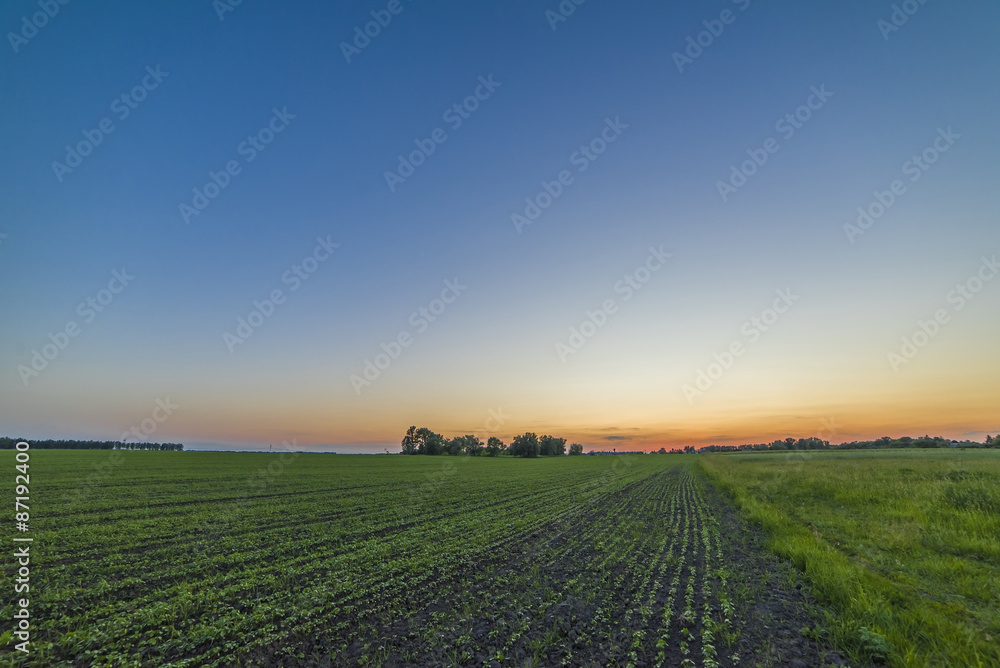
700 449 1000 667
2 449 998 667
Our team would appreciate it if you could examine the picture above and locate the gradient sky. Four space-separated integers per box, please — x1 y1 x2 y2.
1 0 998 452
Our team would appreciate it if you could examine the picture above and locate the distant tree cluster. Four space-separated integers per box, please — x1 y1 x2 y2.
115 441 184 451
648 434 997 454
400 427 577 458
508 433 567 458
834 435 995 450
0 437 183 451
401 427 484 456
698 437 830 453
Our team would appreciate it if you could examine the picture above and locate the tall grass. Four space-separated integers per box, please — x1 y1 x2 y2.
699 449 1000 667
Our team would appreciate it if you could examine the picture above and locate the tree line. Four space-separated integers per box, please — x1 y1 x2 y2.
693 436 831 453
0 437 183 451
400 427 584 457
658 435 997 454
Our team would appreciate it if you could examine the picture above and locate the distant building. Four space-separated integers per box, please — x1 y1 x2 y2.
951 441 959 448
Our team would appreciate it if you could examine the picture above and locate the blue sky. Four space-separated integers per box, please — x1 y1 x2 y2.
2 0 998 451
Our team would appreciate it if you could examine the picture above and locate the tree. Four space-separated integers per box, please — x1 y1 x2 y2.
509 432 540 458
568 443 584 456
401 426 419 455
453 435 483 456
426 432 447 455
539 435 567 456
656 447 667 454
414 427 446 455
445 437 464 456
485 437 505 456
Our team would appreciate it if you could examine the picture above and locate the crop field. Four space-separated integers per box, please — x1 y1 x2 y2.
4 451 850 668
2 449 997 667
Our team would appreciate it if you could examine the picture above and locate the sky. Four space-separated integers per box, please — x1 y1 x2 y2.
1 0 998 453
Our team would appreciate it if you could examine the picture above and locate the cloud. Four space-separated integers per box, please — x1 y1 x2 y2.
603 435 631 441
